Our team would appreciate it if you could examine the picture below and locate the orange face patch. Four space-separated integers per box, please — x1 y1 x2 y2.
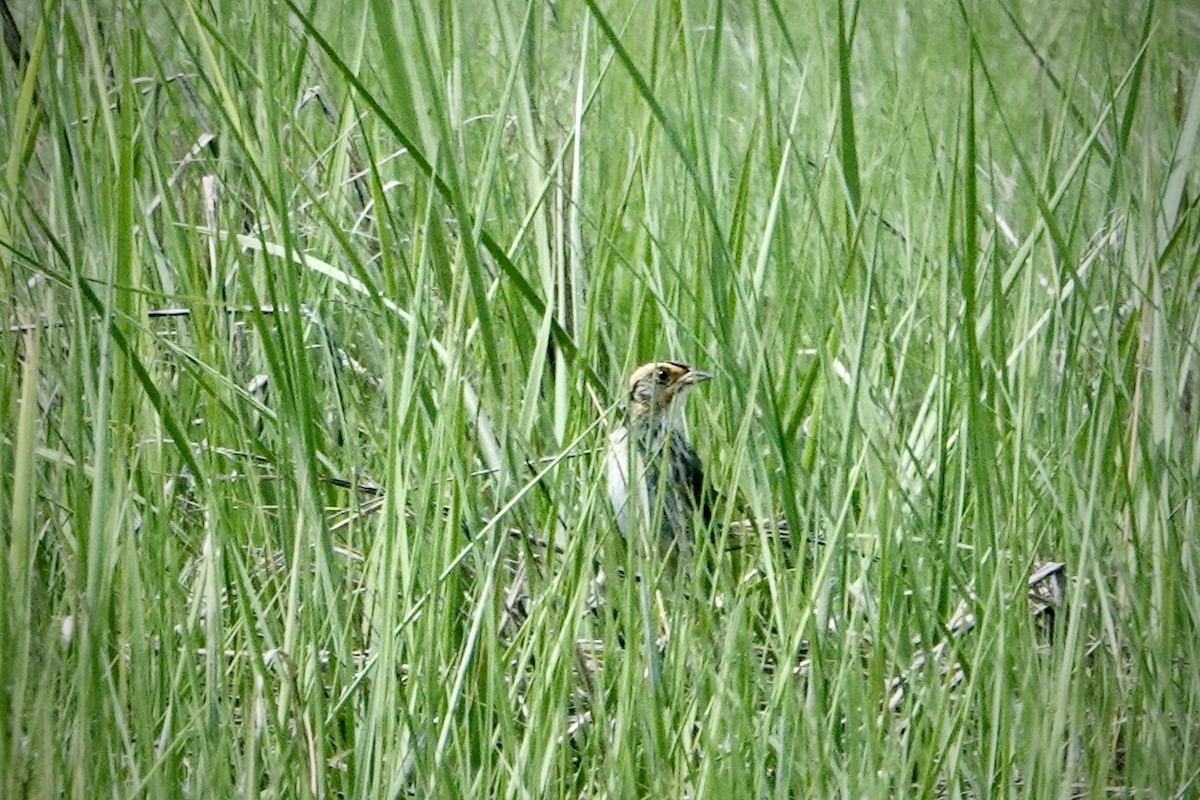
627 361 711 411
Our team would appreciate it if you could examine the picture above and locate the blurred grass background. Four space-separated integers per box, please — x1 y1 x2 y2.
1 0 1198 796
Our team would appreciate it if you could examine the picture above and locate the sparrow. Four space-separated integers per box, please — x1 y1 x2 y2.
606 361 715 543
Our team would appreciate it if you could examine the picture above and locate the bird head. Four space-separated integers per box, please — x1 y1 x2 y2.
626 361 712 426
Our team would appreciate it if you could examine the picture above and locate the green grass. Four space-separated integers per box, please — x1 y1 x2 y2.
2 0 1198 796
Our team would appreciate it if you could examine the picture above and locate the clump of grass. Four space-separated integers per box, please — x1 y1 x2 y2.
1 0 1197 796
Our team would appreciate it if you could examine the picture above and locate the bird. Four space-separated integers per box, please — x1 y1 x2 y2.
606 361 715 545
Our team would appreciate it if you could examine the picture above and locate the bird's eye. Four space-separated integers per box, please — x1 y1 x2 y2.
656 367 671 384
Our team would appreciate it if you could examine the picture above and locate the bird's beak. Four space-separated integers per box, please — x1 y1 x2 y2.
683 369 713 385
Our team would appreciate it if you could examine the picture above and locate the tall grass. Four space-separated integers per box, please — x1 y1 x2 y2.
2 0 1197 796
